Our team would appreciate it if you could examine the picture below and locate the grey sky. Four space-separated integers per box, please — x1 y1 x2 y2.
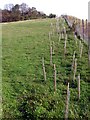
0 0 89 19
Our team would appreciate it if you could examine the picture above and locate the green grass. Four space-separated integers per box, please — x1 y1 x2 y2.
2 18 90 119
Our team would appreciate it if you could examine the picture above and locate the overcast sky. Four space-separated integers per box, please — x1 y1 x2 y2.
0 0 89 19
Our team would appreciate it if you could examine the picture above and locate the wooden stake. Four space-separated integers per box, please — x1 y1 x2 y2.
63 26 66 34
82 19 84 40
64 35 67 56
62 32 64 39
65 34 67 40
65 83 70 120
59 33 61 42
42 57 46 81
50 46 53 65
85 19 88 36
79 41 81 52
50 23 53 28
51 23 54 35
52 41 55 54
73 58 77 81
77 74 80 100
74 35 77 45
80 43 83 58
64 27 66 39
49 32 51 41
56 18 60 34
54 64 56 92
72 51 76 70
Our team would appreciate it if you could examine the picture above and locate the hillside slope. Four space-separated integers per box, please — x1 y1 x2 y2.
2 18 90 119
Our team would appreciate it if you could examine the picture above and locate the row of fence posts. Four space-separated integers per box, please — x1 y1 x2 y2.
77 19 88 42
82 19 88 39
64 15 88 43
41 17 82 119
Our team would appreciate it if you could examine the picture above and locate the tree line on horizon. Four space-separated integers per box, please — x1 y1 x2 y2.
0 3 56 22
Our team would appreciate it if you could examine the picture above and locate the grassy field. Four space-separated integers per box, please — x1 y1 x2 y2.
2 18 90 119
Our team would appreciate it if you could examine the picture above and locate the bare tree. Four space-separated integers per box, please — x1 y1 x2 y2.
19 3 28 14
4 4 14 11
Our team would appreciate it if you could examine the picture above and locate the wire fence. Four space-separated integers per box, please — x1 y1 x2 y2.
62 15 88 45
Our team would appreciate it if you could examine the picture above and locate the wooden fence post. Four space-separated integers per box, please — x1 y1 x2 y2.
88 19 90 66
85 19 88 36
82 19 84 40
42 57 46 81
65 82 70 120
